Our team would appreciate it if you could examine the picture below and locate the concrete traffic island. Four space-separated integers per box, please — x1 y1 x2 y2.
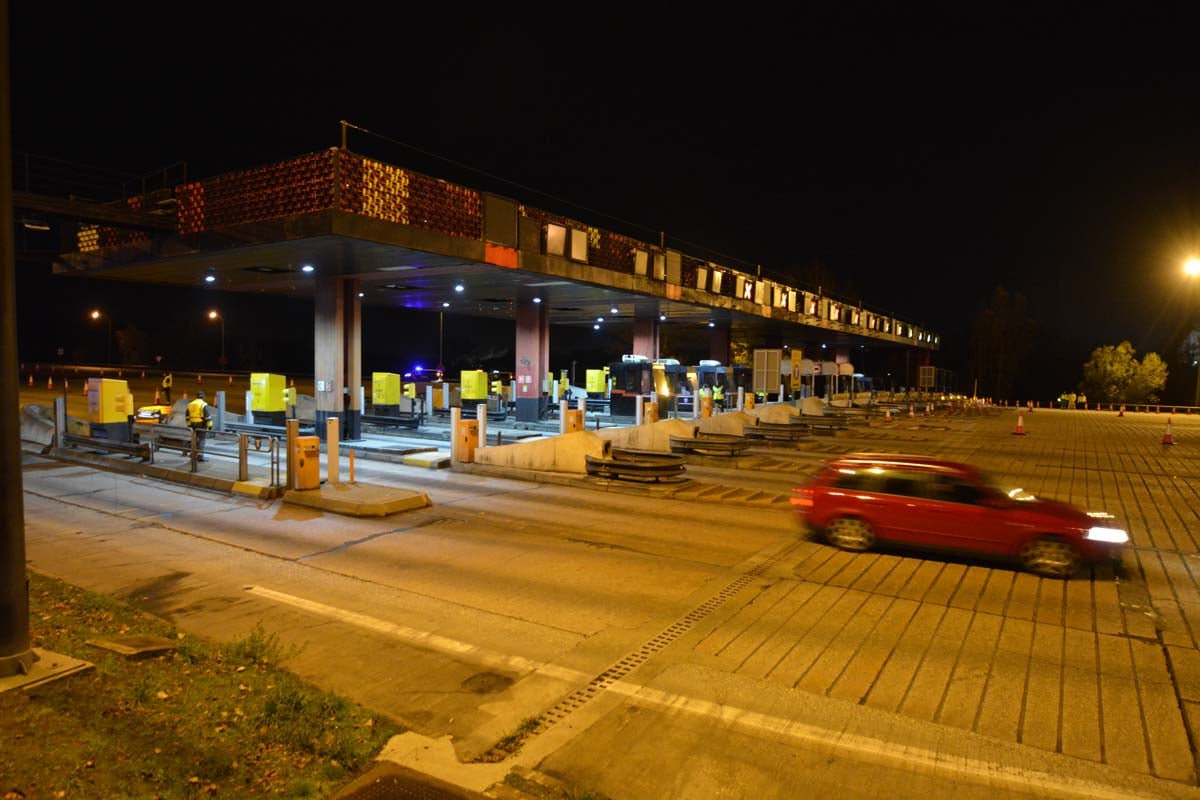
282 481 431 517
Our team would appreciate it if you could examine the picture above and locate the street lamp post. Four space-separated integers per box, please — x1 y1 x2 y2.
1184 259 1200 406
89 308 111 365
207 310 225 369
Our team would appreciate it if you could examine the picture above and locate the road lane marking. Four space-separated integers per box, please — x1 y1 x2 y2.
244 585 584 682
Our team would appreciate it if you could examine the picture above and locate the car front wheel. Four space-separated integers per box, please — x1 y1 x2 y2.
826 517 876 552
1020 537 1079 578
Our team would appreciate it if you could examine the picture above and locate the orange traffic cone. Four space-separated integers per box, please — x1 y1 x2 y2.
182 391 188 401
46 376 53 390
1118 405 1125 417
228 375 233 385
1012 413 1027 435
64 379 69 392
1163 418 1175 445
908 404 915 418
81 381 87 396
197 374 203 384
884 408 892 423
27 374 33 387
154 389 161 404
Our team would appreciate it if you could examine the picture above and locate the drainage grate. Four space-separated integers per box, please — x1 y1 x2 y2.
476 539 805 761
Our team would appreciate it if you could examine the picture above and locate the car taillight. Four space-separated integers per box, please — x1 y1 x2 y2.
791 488 814 510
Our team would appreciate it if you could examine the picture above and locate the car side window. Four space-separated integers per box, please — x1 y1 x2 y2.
882 474 922 498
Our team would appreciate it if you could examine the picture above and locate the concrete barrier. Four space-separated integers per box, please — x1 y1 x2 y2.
595 417 697 452
20 403 55 447
472 430 612 474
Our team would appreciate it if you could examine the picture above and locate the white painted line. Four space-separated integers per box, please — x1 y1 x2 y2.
249 585 1167 799
608 682 1165 800
245 585 585 682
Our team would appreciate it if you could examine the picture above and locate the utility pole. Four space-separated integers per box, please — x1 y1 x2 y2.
0 0 34 677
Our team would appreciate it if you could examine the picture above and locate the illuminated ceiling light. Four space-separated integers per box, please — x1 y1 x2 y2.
596 316 604 323
454 283 465 292
659 314 667 321
532 297 542 304
707 321 715 328
89 309 101 320
1185 257 1200 277
610 306 618 314
358 292 364 298
593 323 601 330
207 309 219 320
301 264 315 273
821 343 827 349
204 274 216 283
442 301 450 308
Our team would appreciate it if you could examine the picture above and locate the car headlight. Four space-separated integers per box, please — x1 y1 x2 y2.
1086 527 1129 544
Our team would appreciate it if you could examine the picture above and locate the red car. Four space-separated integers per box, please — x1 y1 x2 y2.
790 453 1127 578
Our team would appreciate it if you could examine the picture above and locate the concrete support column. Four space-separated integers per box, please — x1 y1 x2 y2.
633 302 660 359
709 322 730 364
515 298 549 422
314 276 362 441
313 275 344 441
344 279 362 440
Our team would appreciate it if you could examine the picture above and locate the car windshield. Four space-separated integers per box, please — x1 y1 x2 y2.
974 467 1037 502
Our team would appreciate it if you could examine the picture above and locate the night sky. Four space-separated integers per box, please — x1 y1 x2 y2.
10 5 1200 400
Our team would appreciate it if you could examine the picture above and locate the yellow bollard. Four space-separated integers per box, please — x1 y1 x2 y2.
349 448 355 483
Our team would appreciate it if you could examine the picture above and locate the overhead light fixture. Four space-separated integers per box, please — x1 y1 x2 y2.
21 219 49 231
532 297 542 304
707 321 715 328
301 264 314 273
442 301 450 308
205 274 216 283
454 283 465 292
593 323 600 330
659 313 667 321
610 306 618 314
358 292 364 298
596 317 604 323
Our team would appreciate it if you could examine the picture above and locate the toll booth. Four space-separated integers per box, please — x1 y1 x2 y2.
250 373 288 426
653 359 694 418
609 356 654 417
87 377 134 442
372 372 402 416
585 368 609 399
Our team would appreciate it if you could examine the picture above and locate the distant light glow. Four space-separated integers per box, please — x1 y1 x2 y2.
596 317 604 323
533 297 542 304
205 275 216 283
301 264 314 273
454 283 465 292
593 323 600 330
89 309 100 320
442 301 450 308
707 321 715 327
659 314 667 321
610 306 618 314
207 310 219 320
1186 258 1200 277
358 292 364 298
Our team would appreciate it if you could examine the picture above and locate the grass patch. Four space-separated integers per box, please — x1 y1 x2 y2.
1 570 403 798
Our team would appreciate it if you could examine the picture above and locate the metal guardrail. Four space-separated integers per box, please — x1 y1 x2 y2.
668 432 753 456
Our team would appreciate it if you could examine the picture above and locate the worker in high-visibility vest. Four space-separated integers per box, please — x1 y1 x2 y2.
161 371 174 403
186 391 213 461
712 383 725 411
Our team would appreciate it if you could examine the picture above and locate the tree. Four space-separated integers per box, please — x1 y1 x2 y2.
1078 341 1167 404
968 286 1036 400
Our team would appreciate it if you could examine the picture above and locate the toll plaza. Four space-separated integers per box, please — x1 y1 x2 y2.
27 130 940 437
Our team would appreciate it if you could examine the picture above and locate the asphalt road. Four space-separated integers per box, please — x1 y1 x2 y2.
17 403 1200 799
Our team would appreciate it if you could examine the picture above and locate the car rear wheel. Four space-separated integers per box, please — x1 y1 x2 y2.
1020 537 1079 578
826 517 875 552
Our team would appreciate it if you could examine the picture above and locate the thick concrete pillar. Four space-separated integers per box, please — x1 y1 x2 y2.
709 322 730 364
515 297 549 422
313 276 362 441
633 302 660 359
344 279 362 440
314 275 345 441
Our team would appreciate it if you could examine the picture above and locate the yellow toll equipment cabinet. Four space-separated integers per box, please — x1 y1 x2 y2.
251 373 287 425
564 408 584 433
643 402 659 424
372 372 401 415
460 370 488 402
295 436 321 490
87 378 134 442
